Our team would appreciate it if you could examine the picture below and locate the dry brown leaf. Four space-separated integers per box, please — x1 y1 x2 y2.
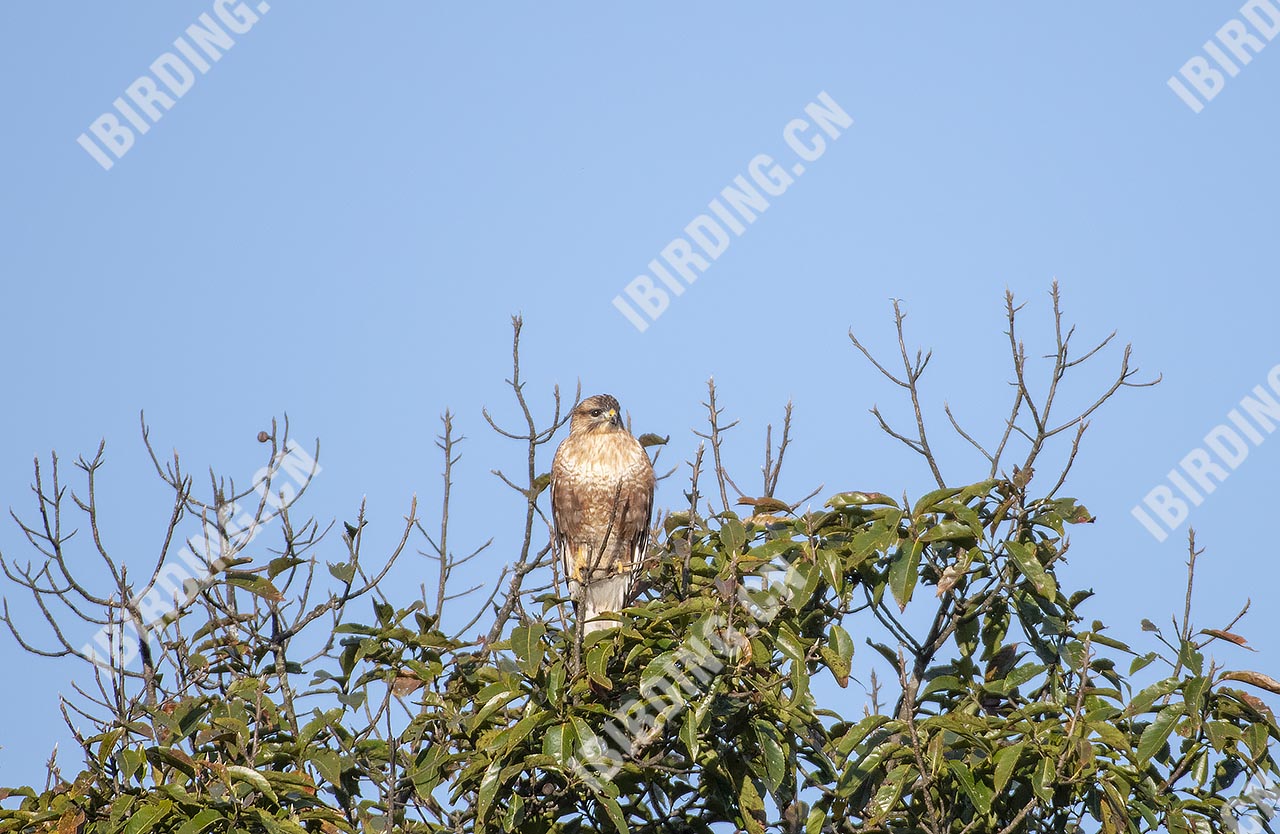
392 673 424 696
1201 629 1253 649
1222 670 1280 695
57 809 86 834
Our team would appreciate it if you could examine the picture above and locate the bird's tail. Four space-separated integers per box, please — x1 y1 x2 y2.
579 574 630 635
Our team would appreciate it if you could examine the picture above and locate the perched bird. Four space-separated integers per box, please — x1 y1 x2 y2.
551 394 655 635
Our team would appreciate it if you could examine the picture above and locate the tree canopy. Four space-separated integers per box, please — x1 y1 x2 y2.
2 288 1278 834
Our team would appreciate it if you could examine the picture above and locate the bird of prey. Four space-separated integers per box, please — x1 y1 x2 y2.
551 394 655 635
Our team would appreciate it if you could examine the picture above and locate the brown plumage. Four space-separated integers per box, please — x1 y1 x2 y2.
551 394 655 635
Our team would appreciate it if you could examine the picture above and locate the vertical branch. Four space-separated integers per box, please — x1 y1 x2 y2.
481 315 576 646
890 300 945 489
435 412 459 618
417 413 493 636
849 301 946 488
1170 529 1202 687
897 647 946 834
670 443 707 600
762 401 793 498
1181 528 1199 644
693 379 741 513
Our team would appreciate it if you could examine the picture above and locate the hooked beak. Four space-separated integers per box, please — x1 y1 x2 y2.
608 408 621 427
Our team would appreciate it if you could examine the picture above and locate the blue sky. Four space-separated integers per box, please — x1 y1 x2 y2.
2 2 1279 788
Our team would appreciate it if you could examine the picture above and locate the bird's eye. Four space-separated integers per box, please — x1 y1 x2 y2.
589 409 603 418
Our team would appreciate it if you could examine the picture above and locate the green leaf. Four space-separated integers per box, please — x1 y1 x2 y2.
754 721 786 792
1129 652 1158 675
1101 781 1130 832
586 641 614 690
1177 640 1204 676
95 727 125 765
746 537 801 564
1089 633 1132 653
542 723 568 763
922 675 963 698
1092 720 1130 752
867 640 902 675
510 623 547 677
681 708 700 761
946 760 992 815
827 492 899 508
502 793 526 830
227 766 279 805
913 486 965 513
1184 675 1209 713
227 677 264 701
983 663 1046 695
1004 541 1056 599
311 750 343 787
920 519 977 543
547 661 566 708
850 522 900 567
821 624 854 688
780 561 821 611
867 764 913 822
738 775 767 834
774 624 808 665
1032 755 1054 804
108 794 138 831
1244 721 1270 757
835 714 894 757
888 540 923 612
641 651 680 697
327 561 357 584
225 572 284 602
791 657 811 703
720 519 747 554
955 614 979 658
502 710 545 754
936 500 983 530
992 742 1024 794
817 547 844 594
530 472 552 497
471 688 522 729
1136 703 1185 764
601 795 629 833
805 805 828 834
952 479 997 502
175 809 223 834
1053 498 1095 524
267 556 305 580
1204 720 1240 752
123 800 172 834
475 760 503 824
1126 677 1181 717
569 716 610 776
1190 750 1210 786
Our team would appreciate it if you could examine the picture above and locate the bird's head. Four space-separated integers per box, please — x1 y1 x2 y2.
569 394 625 435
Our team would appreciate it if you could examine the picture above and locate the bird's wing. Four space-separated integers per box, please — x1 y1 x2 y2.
620 436 657 603
550 441 581 583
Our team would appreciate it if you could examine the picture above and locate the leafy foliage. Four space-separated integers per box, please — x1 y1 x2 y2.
2 296 1278 833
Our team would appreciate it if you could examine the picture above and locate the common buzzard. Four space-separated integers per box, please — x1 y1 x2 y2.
550 394 655 635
